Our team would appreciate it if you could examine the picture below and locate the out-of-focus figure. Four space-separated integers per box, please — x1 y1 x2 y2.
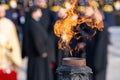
86 2 116 80
24 6 53 80
0 5 22 80
34 0 56 62
34 0 56 78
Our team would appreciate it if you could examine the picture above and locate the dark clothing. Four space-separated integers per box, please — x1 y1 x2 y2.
25 19 47 57
39 8 57 80
24 18 52 80
94 28 109 71
94 69 106 80
104 12 116 27
40 8 51 32
40 7 56 62
22 12 29 58
86 11 115 80
27 57 51 80
86 27 109 80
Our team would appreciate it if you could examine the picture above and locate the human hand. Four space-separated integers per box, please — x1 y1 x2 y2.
77 42 86 49
42 52 48 58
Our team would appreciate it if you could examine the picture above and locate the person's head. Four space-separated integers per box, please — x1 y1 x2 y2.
30 6 42 21
34 0 47 8
0 5 6 19
57 8 67 19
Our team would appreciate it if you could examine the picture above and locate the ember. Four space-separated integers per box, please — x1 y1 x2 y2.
54 0 104 55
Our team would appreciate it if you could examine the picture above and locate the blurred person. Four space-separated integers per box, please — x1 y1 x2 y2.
86 9 116 80
34 0 56 59
6 0 18 24
86 27 109 80
24 6 53 80
0 5 22 80
34 0 56 77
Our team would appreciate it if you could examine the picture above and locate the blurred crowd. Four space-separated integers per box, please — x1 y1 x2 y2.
0 0 119 80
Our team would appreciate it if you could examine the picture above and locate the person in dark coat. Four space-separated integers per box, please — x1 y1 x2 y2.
24 6 52 80
34 0 56 64
86 11 116 80
86 27 109 80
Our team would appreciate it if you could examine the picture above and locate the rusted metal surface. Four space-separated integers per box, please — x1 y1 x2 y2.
62 58 86 67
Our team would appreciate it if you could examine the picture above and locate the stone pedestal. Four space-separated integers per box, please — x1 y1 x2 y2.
57 57 92 80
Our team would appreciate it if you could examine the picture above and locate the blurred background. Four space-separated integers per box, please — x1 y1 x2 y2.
0 0 120 80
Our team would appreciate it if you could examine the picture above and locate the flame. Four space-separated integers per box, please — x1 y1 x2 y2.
54 0 78 50
54 0 104 55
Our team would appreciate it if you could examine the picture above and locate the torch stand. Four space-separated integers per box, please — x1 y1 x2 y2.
57 57 92 80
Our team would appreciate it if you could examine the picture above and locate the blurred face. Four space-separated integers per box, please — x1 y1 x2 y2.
35 0 47 8
32 9 42 21
58 8 67 19
36 9 42 18
0 6 6 19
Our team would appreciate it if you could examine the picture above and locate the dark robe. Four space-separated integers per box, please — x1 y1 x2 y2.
86 12 116 80
24 18 52 80
86 27 109 80
39 7 56 63
22 12 29 58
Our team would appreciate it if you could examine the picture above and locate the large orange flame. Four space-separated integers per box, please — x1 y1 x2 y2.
54 0 104 54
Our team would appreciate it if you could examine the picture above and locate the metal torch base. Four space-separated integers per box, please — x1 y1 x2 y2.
57 57 93 80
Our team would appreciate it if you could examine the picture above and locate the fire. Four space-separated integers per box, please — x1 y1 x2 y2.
54 0 104 54
54 0 78 50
